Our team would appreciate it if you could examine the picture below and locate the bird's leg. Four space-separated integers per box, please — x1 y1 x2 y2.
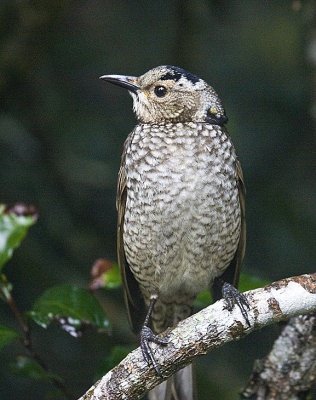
140 294 168 377
214 278 250 326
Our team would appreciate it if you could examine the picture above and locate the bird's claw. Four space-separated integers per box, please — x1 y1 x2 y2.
140 325 168 377
222 282 250 326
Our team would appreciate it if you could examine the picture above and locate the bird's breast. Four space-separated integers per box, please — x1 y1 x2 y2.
123 122 240 297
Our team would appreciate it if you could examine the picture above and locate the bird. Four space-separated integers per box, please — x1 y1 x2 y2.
100 65 249 400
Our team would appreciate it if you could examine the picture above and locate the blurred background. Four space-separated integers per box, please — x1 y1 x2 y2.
1 1 315 399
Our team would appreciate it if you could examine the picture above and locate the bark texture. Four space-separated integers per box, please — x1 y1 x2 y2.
79 274 316 400
241 314 316 400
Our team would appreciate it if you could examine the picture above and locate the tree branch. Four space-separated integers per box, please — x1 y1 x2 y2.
79 274 316 400
241 314 316 399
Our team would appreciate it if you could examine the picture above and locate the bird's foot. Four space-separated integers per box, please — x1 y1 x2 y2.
222 282 250 326
140 325 168 377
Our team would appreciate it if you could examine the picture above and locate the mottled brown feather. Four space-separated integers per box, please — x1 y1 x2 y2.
233 158 246 287
117 132 146 333
117 133 246 332
211 158 246 301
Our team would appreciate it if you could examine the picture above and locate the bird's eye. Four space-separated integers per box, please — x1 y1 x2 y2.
154 85 167 97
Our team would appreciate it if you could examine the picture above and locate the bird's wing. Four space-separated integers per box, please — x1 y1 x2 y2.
232 158 246 287
117 134 146 334
212 156 246 302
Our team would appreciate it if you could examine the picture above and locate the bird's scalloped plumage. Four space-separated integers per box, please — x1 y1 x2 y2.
106 65 246 400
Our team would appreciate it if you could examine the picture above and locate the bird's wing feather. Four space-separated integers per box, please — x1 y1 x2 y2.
232 158 246 287
117 133 146 333
211 156 246 301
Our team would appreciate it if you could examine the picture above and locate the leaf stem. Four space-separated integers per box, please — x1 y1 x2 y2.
0 278 73 400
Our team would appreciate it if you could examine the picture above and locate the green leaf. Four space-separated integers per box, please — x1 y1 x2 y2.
195 273 270 308
95 345 135 379
28 284 110 336
89 259 122 290
0 324 20 351
0 205 37 271
238 272 271 292
102 262 122 289
10 356 62 382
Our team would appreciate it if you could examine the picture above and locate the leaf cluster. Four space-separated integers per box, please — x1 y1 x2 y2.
0 205 128 399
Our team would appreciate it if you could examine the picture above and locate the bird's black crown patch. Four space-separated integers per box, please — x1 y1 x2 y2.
161 66 201 85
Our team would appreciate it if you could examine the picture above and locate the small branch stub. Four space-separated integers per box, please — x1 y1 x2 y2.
79 274 316 400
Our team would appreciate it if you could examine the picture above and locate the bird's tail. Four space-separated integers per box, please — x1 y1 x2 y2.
148 364 195 400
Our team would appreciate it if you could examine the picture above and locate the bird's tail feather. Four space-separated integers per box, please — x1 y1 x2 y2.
148 364 195 400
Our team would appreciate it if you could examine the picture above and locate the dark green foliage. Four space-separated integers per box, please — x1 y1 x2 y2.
0 207 110 398
29 284 110 334
10 356 62 383
102 263 122 289
238 273 271 293
89 259 122 290
95 345 135 379
0 324 20 350
0 205 37 271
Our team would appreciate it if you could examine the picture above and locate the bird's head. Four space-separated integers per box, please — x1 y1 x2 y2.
100 65 227 125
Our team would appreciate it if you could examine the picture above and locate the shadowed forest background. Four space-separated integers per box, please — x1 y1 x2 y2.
1 1 315 399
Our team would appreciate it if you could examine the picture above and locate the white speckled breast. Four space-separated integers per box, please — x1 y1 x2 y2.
122 122 240 329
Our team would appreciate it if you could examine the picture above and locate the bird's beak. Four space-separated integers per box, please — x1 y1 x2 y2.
99 74 139 93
